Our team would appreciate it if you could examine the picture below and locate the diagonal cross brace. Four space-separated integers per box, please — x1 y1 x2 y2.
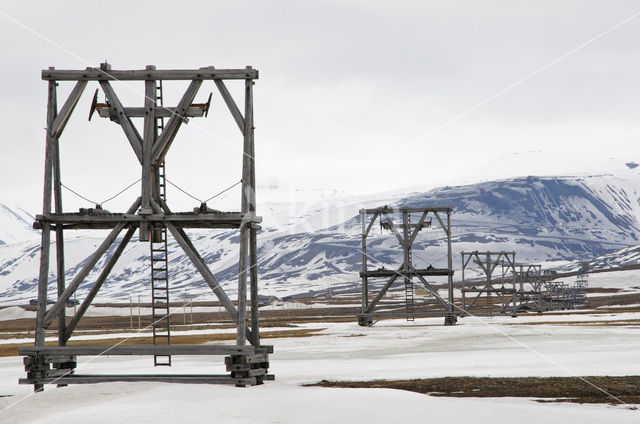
364 265 404 314
152 79 203 163
152 199 253 342
99 81 143 163
211 69 245 133
382 213 405 247
49 81 87 138
411 266 450 310
64 226 136 341
43 198 142 327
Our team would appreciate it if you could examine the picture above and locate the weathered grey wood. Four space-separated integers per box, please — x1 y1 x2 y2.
406 211 428 247
236 73 254 346
36 211 259 227
362 206 452 214
361 211 369 313
152 199 251 341
49 80 87 138
20 375 261 385
249 228 259 347
42 199 142 327
213 74 245 133
20 344 266 356
446 210 454 317
248 82 259 346
364 267 403 314
52 132 66 346
382 212 405 247
412 270 450 310
358 311 460 319
98 106 205 119
99 81 143 163
42 68 259 81
236 226 249 346
35 78 57 349
152 79 203 163
64 227 136 341
362 211 379 238
360 268 451 277
140 65 156 240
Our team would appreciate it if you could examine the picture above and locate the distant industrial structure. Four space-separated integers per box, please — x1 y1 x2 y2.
358 206 457 326
21 63 272 390
460 251 588 316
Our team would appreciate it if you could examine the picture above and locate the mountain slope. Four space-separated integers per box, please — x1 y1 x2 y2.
0 173 639 304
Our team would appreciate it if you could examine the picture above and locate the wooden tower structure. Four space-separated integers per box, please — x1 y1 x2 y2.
358 206 456 326
460 251 517 316
20 63 272 390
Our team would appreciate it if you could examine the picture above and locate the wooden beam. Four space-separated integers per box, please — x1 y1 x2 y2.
98 106 205 119
36 211 259 227
52 133 66 346
362 206 452 214
43 199 141 327
236 226 249 345
382 212 405 247
213 76 244 133
406 211 428 248
140 65 156 238
42 68 259 81
20 375 261 386
249 228 259 347
151 79 202 163
99 81 143 163
64 227 136 341
35 79 57 349
49 81 87 138
20 344 271 356
364 266 403 314
412 271 450 310
363 211 379 238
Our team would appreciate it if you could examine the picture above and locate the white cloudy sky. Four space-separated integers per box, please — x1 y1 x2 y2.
0 1 639 212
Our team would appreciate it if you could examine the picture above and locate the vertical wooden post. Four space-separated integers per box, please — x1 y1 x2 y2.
249 229 259 346
34 76 57 392
360 210 368 314
140 65 156 241
401 210 410 316
247 73 260 347
446 210 455 323
53 122 66 346
236 69 254 346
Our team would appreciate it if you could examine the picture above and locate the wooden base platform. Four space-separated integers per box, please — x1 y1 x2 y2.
20 374 275 386
358 312 458 326
19 344 273 388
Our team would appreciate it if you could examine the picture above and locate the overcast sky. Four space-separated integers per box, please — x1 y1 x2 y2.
1 1 639 212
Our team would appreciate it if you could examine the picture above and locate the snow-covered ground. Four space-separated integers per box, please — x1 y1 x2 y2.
0 312 638 423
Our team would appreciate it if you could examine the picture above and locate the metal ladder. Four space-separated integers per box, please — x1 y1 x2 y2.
404 212 414 321
151 80 171 367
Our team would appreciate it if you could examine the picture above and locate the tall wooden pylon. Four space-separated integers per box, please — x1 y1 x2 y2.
22 63 272 390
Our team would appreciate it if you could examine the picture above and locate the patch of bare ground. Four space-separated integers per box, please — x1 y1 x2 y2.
309 376 640 406
0 327 324 357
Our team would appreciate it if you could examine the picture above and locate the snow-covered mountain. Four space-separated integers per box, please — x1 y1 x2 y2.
0 204 38 245
1 172 640 304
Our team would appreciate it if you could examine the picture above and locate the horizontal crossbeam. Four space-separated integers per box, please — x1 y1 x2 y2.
20 375 271 386
361 207 452 214
98 106 206 119
42 68 259 81
19 345 273 356
360 268 452 277
34 211 261 230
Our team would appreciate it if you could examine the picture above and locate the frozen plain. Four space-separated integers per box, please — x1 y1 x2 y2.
0 310 638 423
